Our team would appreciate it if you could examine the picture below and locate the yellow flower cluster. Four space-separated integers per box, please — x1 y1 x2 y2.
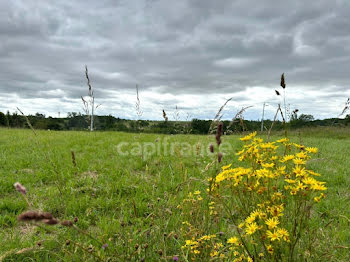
183 190 203 204
182 234 226 259
215 133 326 199
180 133 326 261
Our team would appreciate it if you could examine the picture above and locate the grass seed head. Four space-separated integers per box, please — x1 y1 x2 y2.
14 182 27 195
43 218 59 225
218 152 223 163
61 220 74 227
210 144 214 153
281 73 286 89
18 211 40 221
216 122 223 145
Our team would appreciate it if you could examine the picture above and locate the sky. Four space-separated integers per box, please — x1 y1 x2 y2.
0 0 350 121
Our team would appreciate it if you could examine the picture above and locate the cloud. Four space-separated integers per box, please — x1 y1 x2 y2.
214 57 259 68
0 0 350 120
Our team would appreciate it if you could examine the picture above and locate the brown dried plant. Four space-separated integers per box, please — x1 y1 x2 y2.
208 97 232 134
162 109 168 122
135 84 143 120
226 106 252 134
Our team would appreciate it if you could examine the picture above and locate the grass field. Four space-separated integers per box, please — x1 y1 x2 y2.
0 128 349 261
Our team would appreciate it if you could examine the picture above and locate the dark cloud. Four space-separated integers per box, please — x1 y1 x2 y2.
0 0 349 120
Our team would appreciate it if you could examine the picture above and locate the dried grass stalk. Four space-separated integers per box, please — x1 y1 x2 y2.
208 97 232 134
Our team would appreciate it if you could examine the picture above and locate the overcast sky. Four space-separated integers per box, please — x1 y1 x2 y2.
1 0 350 120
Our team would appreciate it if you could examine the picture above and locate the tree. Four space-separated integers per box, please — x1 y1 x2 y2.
35 113 45 119
191 119 212 134
299 114 314 122
0 112 6 126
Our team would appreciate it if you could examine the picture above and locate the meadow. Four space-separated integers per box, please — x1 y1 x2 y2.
0 127 349 261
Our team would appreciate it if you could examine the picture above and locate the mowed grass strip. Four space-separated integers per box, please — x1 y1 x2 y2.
0 128 349 261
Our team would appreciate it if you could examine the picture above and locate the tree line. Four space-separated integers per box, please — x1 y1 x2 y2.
1 111 349 134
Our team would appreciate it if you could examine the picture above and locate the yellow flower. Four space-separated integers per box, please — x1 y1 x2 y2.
293 165 306 177
247 257 253 262
293 158 306 165
261 162 275 168
295 181 305 191
210 251 218 257
227 237 239 245
215 242 223 248
307 170 321 176
265 217 279 229
306 147 318 153
266 230 281 241
236 149 245 156
222 163 232 170
302 177 317 185
271 192 283 201
184 239 199 249
277 228 290 241
285 178 297 184
290 189 297 195
280 155 294 162
200 235 215 241
240 131 257 141
296 151 308 159
268 205 284 217
276 138 289 143
267 245 274 254
193 249 200 254
311 183 327 191
245 222 259 235
293 143 305 149
245 216 255 224
260 142 278 150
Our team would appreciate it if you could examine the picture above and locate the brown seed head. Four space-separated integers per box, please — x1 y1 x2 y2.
71 151 77 167
14 182 27 195
61 220 74 227
37 212 53 220
43 218 59 225
218 152 223 163
216 122 223 146
280 73 286 89
18 211 40 221
209 144 214 153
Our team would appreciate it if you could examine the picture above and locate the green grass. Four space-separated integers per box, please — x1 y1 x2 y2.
0 128 349 261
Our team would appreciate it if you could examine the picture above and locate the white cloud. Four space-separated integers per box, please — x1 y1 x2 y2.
213 57 259 68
